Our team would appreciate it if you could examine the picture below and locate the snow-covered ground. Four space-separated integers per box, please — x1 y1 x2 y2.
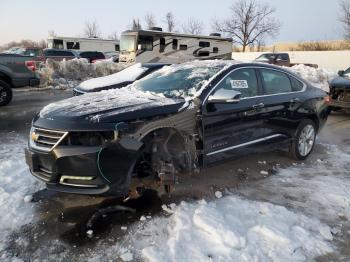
0 134 43 255
104 144 348 262
2 135 347 261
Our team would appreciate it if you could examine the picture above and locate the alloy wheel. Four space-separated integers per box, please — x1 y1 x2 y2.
298 124 315 157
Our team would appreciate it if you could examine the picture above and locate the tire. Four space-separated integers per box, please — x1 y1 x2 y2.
0 80 13 106
289 119 317 160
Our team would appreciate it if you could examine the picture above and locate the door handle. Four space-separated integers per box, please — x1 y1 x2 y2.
252 103 265 110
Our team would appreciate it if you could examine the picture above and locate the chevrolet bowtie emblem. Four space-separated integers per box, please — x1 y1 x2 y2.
31 132 40 142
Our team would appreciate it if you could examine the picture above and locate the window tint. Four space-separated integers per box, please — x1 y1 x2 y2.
52 39 63 49
138 35 153 51
290 76 304 91
23 49 40 57
260 69 292 95
215 68 258 98
48 50 74 57
66 42 80 50
80 52 104 59
199 41 210 48
115 44 120 51
179 44 187 50
279 54 289 61
160 38 166 53
197 50 209 57
172 39 178 50
213 47 219 53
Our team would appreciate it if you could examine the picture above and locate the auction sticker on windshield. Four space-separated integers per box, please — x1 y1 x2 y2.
230 80 249 89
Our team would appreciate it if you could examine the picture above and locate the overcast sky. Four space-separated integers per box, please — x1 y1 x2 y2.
0 0 342 45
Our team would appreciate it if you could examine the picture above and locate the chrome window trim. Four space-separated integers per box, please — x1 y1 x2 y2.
206 134 286 156
203 66 307 105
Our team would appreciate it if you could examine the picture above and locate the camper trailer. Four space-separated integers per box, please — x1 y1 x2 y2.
119 28 233 63
47 36 120 53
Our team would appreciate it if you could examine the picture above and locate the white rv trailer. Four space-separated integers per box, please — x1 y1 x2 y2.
47 36 120 53
119 28 233 63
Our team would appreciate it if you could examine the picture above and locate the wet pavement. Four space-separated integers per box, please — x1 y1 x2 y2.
0 90 349 261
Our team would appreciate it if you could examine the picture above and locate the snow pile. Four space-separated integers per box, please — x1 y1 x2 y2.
132 197 332 262
38 58 128 89
115 144 350 261
78 63 148 90
0 135 43 252
240 144 350 223
288 64 337 92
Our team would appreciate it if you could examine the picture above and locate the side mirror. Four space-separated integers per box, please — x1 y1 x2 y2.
208 89 241 103
137 44 142 51
338 70 345 76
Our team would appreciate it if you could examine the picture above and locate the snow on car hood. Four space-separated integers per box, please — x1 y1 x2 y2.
40 87 185 123
78 63 147 91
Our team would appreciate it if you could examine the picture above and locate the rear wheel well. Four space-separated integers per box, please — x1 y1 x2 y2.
306 114 319 132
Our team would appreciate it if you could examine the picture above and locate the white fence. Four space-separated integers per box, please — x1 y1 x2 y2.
232 51 350 71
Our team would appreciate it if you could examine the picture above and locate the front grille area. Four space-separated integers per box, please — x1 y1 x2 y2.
30 127 68 152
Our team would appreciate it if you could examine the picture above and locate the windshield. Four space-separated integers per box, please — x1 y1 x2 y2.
120 35 136 52
133 65 222 98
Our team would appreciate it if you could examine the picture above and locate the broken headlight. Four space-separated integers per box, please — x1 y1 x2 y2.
64 131 116 147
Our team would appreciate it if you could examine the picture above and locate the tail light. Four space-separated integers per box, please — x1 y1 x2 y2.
25 61 36 72
324 95 331 104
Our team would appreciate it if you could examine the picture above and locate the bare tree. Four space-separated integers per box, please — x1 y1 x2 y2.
131 18 142 30
213 0 281 52
164 12 176 32
84 20 101 38
339 0 350 39
182 18 203 35
108 31 119 40
145 13 156 29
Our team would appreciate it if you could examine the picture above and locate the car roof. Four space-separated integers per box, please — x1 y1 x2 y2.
140 63 172 69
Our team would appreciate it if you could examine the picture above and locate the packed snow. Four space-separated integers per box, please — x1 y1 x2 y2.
78 63 148 90
288 64 337 92
0 134 43 253
38 58 128 89
110 144 349 262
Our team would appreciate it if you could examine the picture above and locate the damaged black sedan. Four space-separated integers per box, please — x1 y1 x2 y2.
25 61 329 197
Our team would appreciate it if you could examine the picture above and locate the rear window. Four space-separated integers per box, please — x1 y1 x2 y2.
66 42 80 50
260 69 292 95
289 76 304 91
44 50 75 57
80 52 105 59
23 49 40 57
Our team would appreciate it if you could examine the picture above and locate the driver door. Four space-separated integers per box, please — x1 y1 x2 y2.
201 67 267 166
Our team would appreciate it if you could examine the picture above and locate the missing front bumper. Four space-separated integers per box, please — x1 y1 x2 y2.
25 137 143 195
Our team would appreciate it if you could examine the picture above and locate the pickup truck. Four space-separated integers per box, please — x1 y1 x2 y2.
0 53 40 106
255 53 318 68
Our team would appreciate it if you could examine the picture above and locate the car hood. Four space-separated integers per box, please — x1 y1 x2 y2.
39 88 186 124
330 76 350 88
